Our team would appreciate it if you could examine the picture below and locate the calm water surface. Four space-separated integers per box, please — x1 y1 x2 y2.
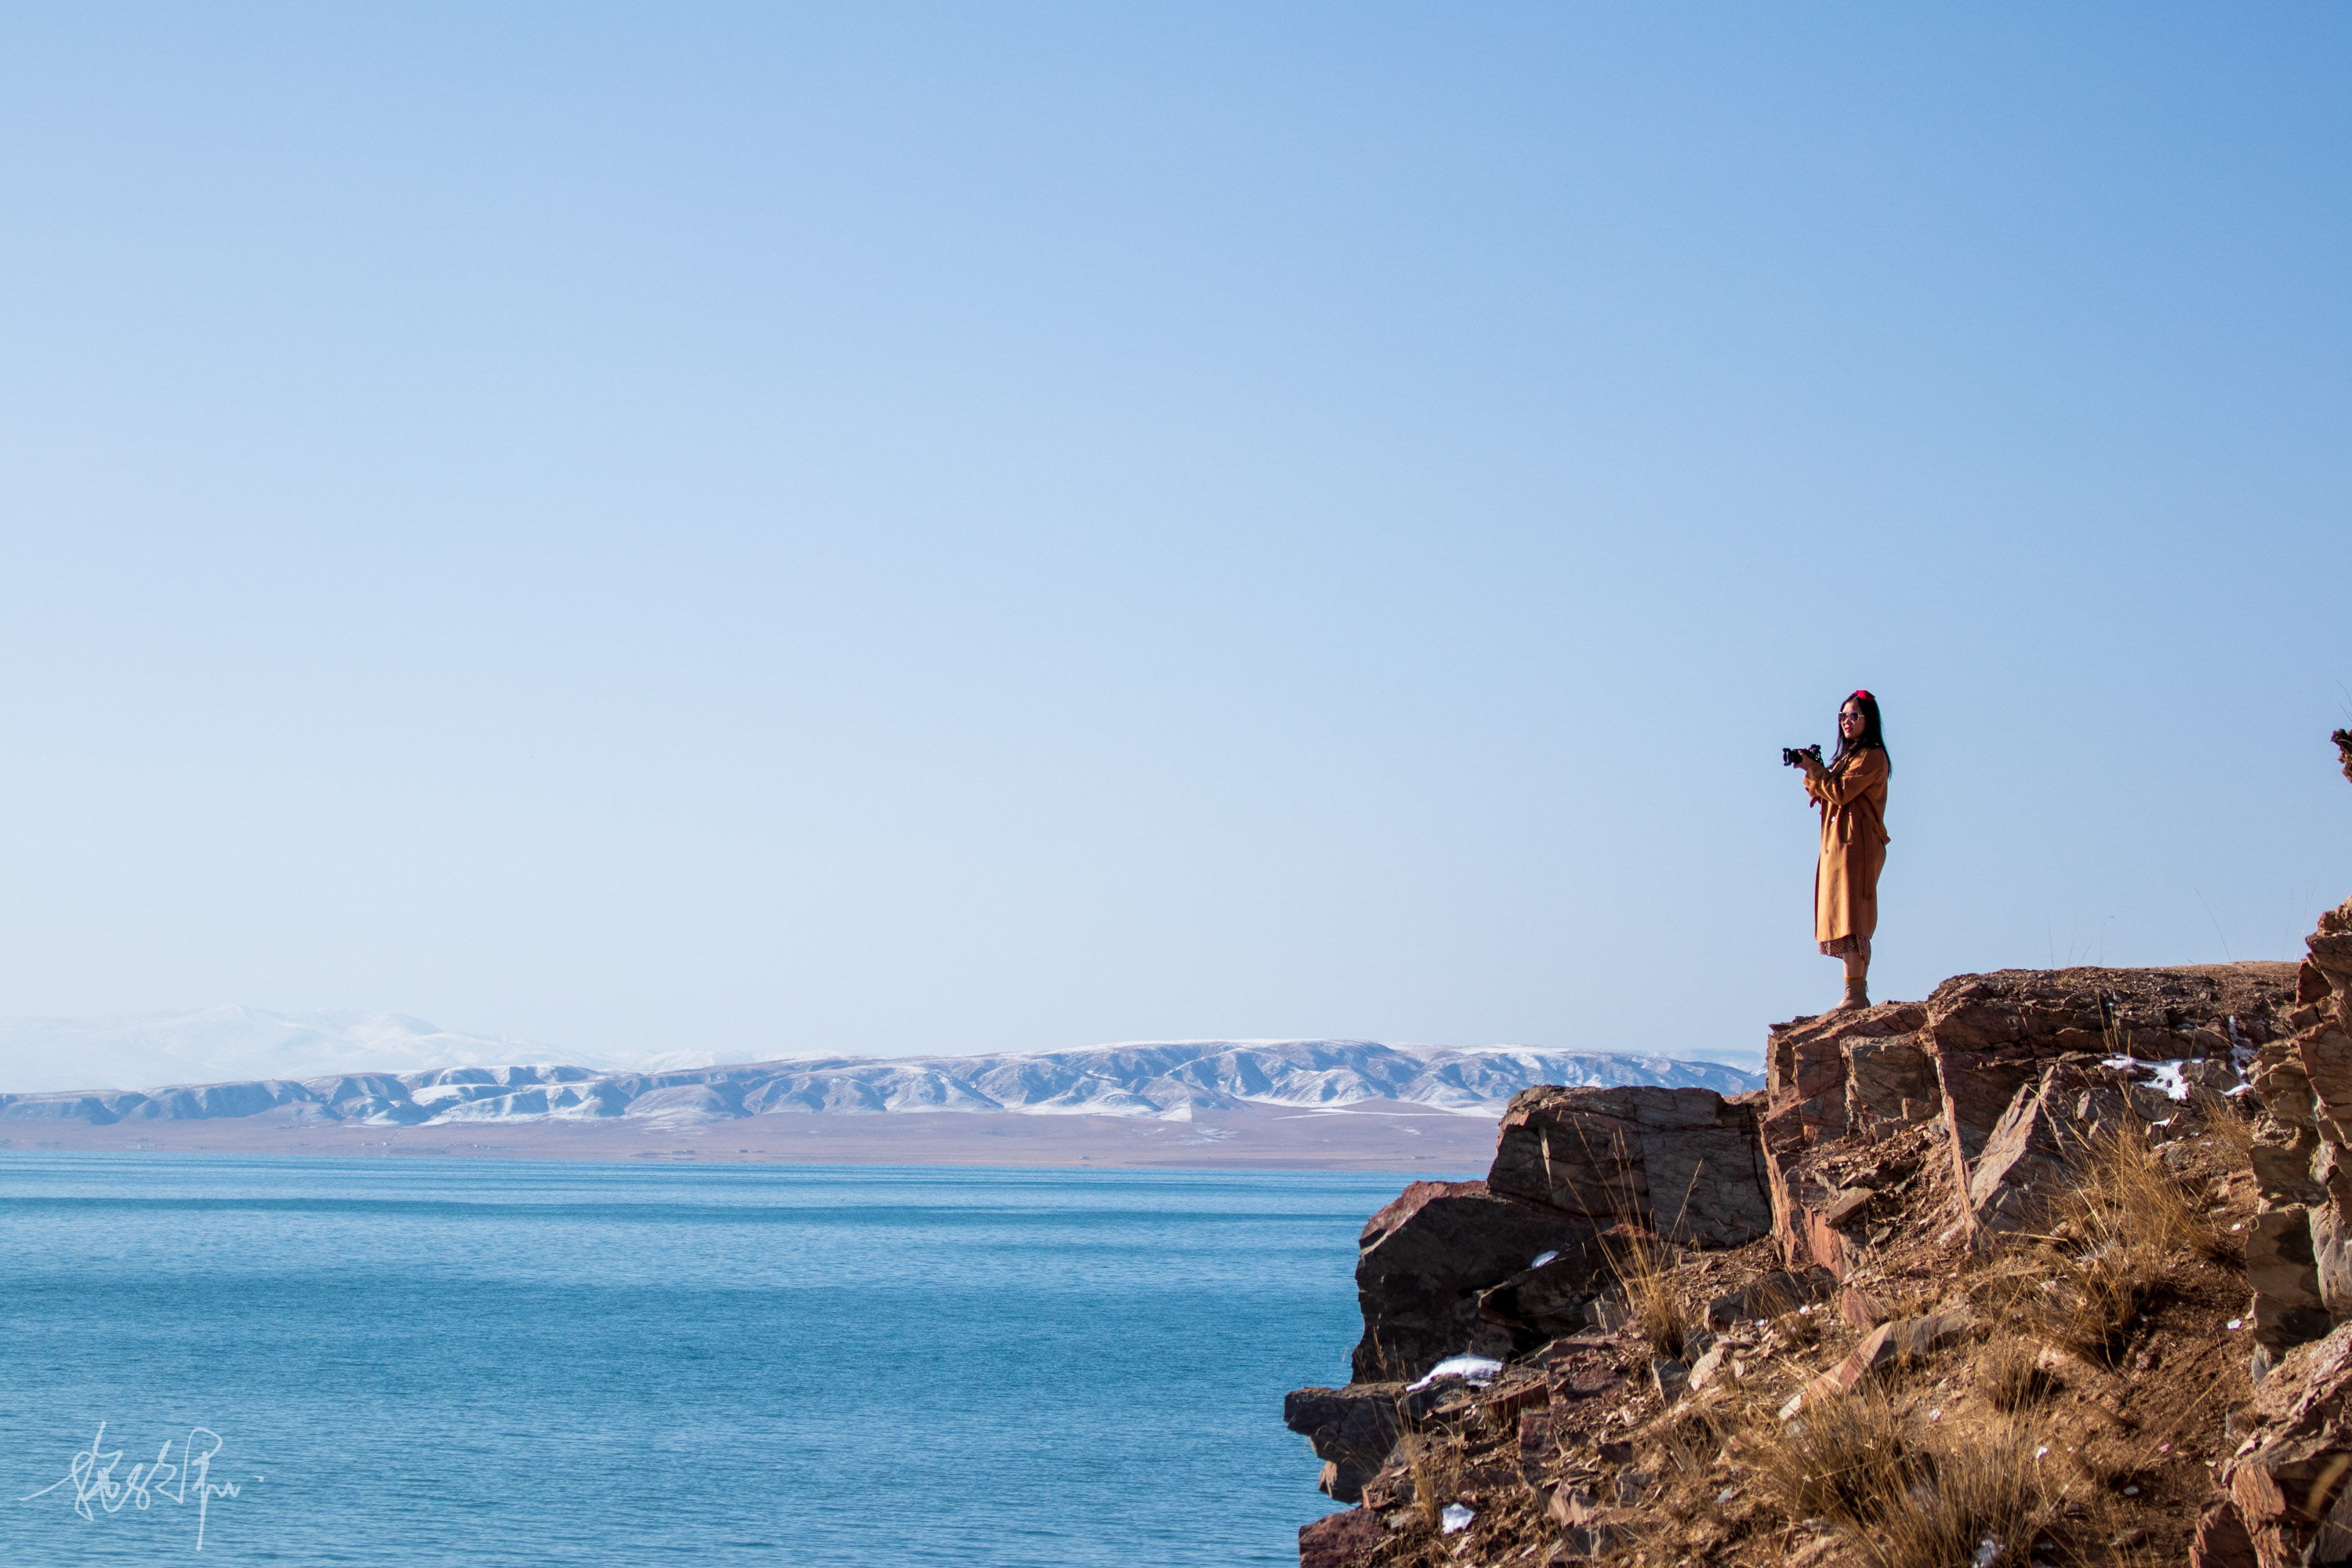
0 1155 1441 1566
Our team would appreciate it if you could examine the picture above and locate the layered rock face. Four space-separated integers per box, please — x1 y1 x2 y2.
1283 1384 1407 1508
1748 896 2352 1568
1288 1084 1773 1501
1487 1085 1773 1248
1763 963 2295 1285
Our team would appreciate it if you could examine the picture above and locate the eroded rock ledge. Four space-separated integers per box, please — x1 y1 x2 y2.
1284 935 2350 1566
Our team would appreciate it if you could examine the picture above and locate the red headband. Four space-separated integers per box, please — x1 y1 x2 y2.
1849 689 1875 702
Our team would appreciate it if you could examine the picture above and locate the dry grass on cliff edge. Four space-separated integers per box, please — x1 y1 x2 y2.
1746 1391 2054 1568
2019 1118 2217 1364
1605 1227 1690 1362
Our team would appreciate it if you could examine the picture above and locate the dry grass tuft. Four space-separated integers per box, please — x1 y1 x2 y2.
2023 1116 2212 1363
1752 1394 2051 1568
1865 1418 2049 1568
1395 1426 1451 1534
1755 1389 1922 1523
1980 1336 2056 1412
1599 1226 1689 1361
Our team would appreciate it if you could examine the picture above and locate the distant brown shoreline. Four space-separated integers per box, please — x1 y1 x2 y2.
0 1098 1504 1171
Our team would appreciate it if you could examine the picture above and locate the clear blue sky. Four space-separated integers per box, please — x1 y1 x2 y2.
2 5 2345 1068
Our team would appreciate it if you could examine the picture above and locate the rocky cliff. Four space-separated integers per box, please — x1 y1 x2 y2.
1283 938 2333 1566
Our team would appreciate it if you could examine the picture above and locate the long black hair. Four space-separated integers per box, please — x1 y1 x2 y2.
1831 688 1886 766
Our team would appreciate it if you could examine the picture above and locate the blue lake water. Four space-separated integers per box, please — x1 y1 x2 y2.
0 1155 1441 1566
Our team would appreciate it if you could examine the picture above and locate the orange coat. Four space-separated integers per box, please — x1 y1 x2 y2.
1806 747 1889 943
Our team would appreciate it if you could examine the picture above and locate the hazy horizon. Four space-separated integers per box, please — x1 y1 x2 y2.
0 1003 1769 1096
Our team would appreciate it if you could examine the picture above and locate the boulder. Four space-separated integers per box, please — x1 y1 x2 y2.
1964 1062 2130 1235
1348 1181 1597 1382
1486 1086 1773 1249
1282 1384 1406 1505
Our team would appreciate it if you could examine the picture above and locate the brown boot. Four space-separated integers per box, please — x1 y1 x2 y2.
1838 975 1870 1011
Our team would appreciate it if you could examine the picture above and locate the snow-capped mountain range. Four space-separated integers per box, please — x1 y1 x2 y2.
0 1011 1760 1127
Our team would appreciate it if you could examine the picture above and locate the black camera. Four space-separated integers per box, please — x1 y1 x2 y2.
1780 744 1822 769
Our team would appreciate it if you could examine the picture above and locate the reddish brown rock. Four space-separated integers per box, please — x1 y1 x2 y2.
1932 1047 2042 1179
2313 913 2352 1005
2218 1322 2352 1566
1298 1508 1382 1568
2251 1125 2328 1208
1752 969 2286 1279
1817 1187 1873 1227
1546 1491 1637 1554
1964 1062 2130 1235
1760 1115 1914 1279
2191 1499 2259 1568
2249 1207 2332 1357
1836 1282 1888 1330
1487 1085 1772 1249
2299 1026 2352 1143
1348 1180 1598 1382
1929 964 2296 1171
1842 1031 1941 1131
1764 1162 1847 1279
2314 1196 2352 1324
1764 1004 1932 1147
2245 905 2352 1352
1921 965 2294 1212
1705 1267 1836 1327
1527 1334 1630 1406
1686 1339 1733 1392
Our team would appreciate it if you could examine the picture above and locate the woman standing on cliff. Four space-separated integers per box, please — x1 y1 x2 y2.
1796 691 1889 1014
